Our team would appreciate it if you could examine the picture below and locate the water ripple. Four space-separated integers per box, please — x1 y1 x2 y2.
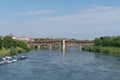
0 50 120 80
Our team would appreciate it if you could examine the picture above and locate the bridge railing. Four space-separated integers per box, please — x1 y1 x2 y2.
27 40 94 43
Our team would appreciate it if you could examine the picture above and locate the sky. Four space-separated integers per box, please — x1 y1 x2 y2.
0 0 120 40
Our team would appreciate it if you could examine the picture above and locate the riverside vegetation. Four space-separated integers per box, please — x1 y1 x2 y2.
82 36 120 56
0 36 35 57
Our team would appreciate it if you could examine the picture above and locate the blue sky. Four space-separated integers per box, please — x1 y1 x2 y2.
0 0 120 39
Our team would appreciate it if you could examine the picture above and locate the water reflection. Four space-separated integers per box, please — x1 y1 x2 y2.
0 49 120 80
62 52 66 63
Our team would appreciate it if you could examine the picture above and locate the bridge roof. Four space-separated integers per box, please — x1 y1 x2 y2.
27 40 94 43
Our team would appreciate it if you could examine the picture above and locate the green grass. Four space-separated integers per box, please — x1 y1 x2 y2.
0 47 27 57
0 49 10 57
100 47 120 56
82 46 120 57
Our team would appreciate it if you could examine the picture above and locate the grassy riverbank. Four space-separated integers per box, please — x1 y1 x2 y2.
0 47 30 57
82 46 120 56
0 49 10 56
82 36 120 57
0 36 36 57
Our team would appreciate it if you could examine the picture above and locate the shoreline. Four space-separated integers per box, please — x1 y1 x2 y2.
0 48 30 57
82 46 120 57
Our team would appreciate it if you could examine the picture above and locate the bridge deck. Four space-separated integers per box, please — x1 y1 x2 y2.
28 40 94 43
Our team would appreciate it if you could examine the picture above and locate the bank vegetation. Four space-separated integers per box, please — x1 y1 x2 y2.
82 36 120 56
0 36 35 56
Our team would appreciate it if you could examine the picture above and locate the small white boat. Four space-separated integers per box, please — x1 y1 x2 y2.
3 56 17 64
0 55 27 65
0 61 5 65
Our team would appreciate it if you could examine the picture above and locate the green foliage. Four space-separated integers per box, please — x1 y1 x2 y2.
16 47 25 53
10 47 17 56
30 45 36 50
83 36 120 56
0 37 3 49
82 46 94 51
2 36 16 48
82 46 120 57
95 38 103 46
112 36 120 47
0 49 10 56
102 36 113 46
94 36 120 47
0 36 31 56
16 40 28 50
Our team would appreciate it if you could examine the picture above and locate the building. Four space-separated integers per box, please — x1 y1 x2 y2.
11 35 30 41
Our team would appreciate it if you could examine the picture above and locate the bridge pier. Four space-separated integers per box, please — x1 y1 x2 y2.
62 40 66 52
49 44 52 50
79 45 82 51
37 45 40 49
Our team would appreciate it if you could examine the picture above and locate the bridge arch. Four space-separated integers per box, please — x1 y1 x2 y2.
27 40 94 51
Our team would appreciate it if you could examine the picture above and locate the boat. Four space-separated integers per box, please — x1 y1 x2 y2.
0 61 5 65
17 56 27 60
0 55 27 65
4 56 17 63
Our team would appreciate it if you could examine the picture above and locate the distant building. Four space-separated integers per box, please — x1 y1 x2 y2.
12 36 17 40
29 38 35 41
17 36 30 41
11 35 30 41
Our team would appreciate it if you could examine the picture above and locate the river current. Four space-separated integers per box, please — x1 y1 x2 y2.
0 48 120 80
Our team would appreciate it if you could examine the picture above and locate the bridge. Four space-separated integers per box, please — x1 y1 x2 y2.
27 39 94 51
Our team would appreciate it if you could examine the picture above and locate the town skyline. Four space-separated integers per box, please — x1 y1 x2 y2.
0 0 120 40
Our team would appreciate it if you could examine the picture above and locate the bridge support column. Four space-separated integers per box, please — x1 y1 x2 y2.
37 45 40 49
49 44 52 50
62 40 66 53
79 45 82 51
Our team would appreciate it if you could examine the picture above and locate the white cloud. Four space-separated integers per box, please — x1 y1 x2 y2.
81 5 118 12
34 5 120 26
21 10 56 15
28 5 120 39
6 5 120 39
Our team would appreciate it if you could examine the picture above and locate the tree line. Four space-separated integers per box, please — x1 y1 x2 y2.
82 36 120 56
0 36 30 50
95 36 120 47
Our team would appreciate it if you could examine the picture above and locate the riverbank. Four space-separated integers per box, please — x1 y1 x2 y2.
0 36 36 57
0 47 30 57
0 49 10 56
82 46 120 56
1 49 120 80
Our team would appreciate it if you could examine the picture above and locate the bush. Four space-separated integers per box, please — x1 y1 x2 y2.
10 47 17 56
16 47 24 53
30 45 36 50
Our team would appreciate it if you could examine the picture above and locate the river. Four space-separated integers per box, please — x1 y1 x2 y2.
0 48 120 80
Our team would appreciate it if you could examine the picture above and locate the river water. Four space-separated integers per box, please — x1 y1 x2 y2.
0 48 120 80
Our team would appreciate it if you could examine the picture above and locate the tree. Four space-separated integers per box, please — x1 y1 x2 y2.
2 36 16 48
94 38 103 46
16 40 29 50
0 37 3 49
10 47 17 56
102 36 113 46
112 36 120 47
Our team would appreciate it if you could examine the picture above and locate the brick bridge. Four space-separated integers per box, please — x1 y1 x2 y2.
27 40 94 50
